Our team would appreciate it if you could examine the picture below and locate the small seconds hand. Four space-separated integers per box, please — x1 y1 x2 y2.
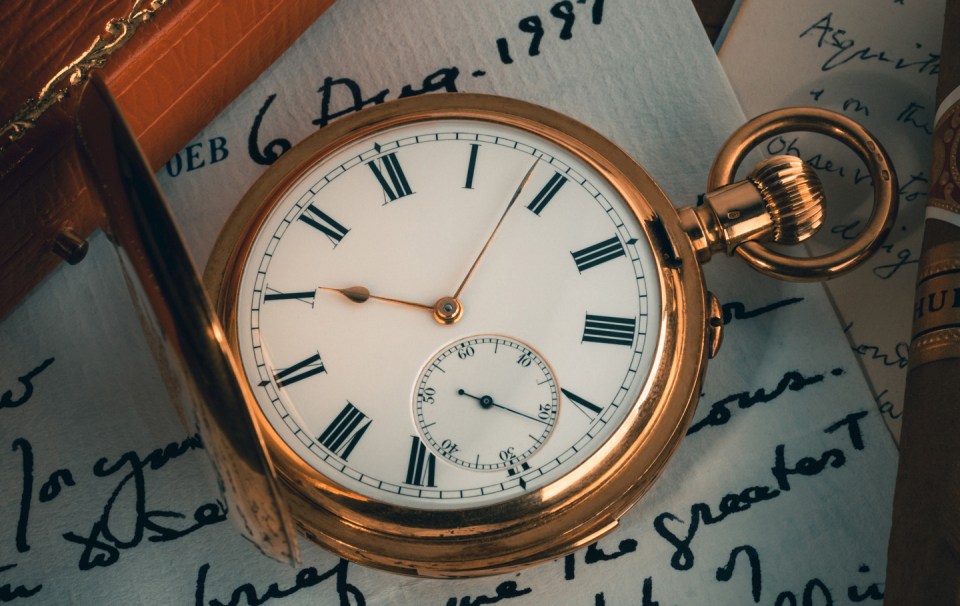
456 389 546 424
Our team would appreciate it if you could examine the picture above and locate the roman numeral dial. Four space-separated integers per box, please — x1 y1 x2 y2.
235 116 662 511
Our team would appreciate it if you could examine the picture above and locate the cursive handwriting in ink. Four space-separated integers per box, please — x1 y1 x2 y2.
563 538 639 580
849 564 884 602
765 134 929 204
843 321 909 369
654 485 780 571
716 545 762 603
10 438 76 554
248 66 463 165
799 12 939 75
1 358 54 411
687 368 844 436
444 581 532 606
195 559 365 606
715 548 884 605
496 0 604 64
313 66 461 129
0 564 41 604
721 297 805 325
896 101 934 135
765 136 846 177
830 219 921 280
774 578 836 605
897 171 929 202
61 434 224 570
874 389 902 421
872 247 919 280
593 578 662 606
656 411 869 571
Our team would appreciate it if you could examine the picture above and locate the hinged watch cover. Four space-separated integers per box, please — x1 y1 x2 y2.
73 75 300 564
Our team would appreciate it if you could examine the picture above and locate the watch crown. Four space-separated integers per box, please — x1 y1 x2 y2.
747 155 825 245
678 155 827 263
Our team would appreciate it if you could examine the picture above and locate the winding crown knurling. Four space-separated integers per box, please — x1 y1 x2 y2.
747 155 825 245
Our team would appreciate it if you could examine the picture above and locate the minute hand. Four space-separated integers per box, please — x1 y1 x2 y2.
452 157 541 299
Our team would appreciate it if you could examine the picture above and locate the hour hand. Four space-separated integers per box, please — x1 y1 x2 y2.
319 285 433 311
320 285 465 325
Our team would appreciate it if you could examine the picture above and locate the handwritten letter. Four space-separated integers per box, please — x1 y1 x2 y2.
719 0 946 441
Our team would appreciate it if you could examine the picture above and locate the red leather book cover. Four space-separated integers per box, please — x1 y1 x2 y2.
0 0 334 318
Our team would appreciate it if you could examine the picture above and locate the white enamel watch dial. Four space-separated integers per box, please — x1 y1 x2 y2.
232 115 661 508
206 93 716 576
237 113 659 508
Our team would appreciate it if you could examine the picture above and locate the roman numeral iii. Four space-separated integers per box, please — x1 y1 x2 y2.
571 236 626 272
582 314 636 347
368 152 413 201
318 402 371 461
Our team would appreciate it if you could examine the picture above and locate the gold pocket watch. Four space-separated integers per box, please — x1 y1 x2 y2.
73 78 894 577
196 93 896 577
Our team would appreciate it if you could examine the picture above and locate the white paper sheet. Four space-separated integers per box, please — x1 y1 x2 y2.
719 0 946 442
1 1 896 604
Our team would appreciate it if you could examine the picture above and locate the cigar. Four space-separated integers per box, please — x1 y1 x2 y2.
884 2 960 603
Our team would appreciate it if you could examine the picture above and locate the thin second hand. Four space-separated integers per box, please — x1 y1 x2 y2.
452 156 541 299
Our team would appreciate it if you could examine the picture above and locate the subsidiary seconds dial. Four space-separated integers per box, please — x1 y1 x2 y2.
415 336 559 471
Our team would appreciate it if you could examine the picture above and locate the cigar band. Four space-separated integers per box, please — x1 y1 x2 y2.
926 92 960 225
910 242 960 365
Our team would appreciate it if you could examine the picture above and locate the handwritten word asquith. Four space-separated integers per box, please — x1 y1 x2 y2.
799 12 939 75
